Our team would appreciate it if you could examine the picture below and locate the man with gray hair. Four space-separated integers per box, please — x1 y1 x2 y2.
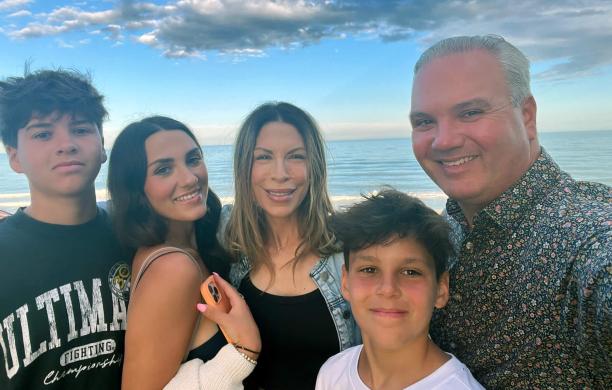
410 35 610 388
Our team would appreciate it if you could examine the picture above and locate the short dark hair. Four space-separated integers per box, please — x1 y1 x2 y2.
107 116 227 267
0 68 108 147
330 188 453 279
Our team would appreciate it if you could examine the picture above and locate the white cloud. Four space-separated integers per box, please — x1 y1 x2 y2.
55 38 74 48
7 9 30 17
2 0 611 79
0 0 31 11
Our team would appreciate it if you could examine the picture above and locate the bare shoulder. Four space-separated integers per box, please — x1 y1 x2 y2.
131 245 204 295
0 209 11 221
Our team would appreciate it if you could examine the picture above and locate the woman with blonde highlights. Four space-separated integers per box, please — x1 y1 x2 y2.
222 102 360 390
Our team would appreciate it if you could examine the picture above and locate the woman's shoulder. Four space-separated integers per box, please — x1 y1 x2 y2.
132 245 202 288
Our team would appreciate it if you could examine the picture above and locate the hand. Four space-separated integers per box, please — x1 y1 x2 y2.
197 273 261 360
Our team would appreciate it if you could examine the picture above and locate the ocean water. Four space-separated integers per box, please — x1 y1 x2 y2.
1 130 611 213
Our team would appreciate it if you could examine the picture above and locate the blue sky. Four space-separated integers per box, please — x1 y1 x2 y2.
1 0 611 146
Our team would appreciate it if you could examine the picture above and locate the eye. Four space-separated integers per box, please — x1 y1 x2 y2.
401 268 422 277
411 118 434 130
460 109 483 120
254 153 272 161
32 131 51 140
73 126 94 135
358 266 377 274
288 152 306 160
187 155 203 166
153 165 172 176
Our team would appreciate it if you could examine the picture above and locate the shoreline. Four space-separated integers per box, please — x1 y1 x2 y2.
0 190 448 214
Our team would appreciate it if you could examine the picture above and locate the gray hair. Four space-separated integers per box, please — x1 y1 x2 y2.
414 35 531 106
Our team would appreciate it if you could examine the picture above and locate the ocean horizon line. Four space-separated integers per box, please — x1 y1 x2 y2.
0 129 610 153
0 190 448 213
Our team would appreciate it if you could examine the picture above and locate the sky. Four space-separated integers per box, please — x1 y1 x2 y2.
1 0 611 146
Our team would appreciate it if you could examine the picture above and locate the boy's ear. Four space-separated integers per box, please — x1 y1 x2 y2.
340 265 350 302
100 136 108 164
434 271 450 309
6 145 24 174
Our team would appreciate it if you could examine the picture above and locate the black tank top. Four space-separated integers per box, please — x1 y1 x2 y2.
239 276 339 390
186 329 227 362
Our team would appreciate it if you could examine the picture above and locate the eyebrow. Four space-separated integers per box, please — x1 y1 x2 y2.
452 98 491 113
148 157 173 167
148 147 201 167
70 119 96 127
409 111 431 121
352 254 422 264
24 122 53 132
410 98 492 120
254 146 306 154
24 119 96 132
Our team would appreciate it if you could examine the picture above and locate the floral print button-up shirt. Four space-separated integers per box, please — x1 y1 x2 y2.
430 148 611 390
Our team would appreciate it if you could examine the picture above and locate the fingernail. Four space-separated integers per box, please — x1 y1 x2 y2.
213 272 219 276
196 303 207 312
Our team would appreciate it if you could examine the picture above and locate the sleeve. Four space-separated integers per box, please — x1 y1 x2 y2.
314 360 332 390
164 344 255 390
574 229 611 382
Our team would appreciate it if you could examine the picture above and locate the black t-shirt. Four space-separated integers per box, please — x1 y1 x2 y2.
0 208 131 389
239 276 339 390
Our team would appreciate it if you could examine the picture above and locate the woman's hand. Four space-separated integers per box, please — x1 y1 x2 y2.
197 273 261 360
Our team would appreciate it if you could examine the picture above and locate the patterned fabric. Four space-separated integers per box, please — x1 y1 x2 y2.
430 148 611 389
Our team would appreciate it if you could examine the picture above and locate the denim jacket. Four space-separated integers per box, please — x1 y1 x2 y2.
219 205 360 351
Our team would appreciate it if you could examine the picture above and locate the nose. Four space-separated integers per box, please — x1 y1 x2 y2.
55 132 78 155
178 165 200 187
431 118 463 151
376 273 400 298
271 158 289 181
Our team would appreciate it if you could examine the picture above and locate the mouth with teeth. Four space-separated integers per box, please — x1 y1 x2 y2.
440 155 477 167
173 188 202 203
265 188 296 201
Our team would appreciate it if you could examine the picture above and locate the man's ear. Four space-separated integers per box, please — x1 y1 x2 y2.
341 265 350 302
6 145 24 174
522 96 537 141
434 271 450 309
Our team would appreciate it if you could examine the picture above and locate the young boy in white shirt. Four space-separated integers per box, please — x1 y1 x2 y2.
316 189 483 390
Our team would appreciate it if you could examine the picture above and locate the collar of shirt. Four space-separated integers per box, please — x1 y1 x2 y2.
446 148 567 232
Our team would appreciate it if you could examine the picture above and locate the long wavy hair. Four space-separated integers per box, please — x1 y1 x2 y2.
107 116 228 271
225 102 339 280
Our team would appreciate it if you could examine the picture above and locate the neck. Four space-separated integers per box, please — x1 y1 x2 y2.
265 215 301 252
26 188 98 225
359 336 448 389
165 219 196 248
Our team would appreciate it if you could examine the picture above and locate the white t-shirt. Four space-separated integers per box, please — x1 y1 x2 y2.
316 345 485 390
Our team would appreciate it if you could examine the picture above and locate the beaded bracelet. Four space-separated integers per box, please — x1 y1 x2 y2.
236 350 257 365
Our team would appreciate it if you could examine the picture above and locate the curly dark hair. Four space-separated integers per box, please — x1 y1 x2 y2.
0 68 107 147
330 188 453 279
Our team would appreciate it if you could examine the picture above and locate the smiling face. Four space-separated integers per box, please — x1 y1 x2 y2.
250 121 309 223
342 236 449 351
410 49 539 220
6 111 106 201
143 130 208 222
